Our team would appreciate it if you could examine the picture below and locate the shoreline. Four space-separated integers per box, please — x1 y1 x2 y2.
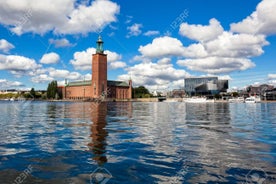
1 98 276 103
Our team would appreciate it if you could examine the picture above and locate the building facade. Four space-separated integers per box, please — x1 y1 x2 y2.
184 77 228 96
59 36 132 100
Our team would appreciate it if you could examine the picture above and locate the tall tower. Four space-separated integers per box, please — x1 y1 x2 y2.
92 35 107 98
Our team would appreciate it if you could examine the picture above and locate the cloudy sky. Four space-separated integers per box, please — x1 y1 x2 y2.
0 0 276 91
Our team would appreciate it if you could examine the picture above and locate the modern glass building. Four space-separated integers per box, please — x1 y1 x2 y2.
184 77 228 96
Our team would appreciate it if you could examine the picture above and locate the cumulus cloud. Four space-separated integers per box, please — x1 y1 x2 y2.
0 0 120 35
177 17 269 74
126 23 142 37
70 48 95 70
138 36 185 58
0 39 14 53
109 61 126 69
204 32 268 58
70 47 126 70
143 30 160 36
31 68 85 83
31 74 54 83
49 38 74 48
268 74 276 79
231 0 276 35
48 68 81 80
0 54 40 75
40 52 60 64
177 57 255 74
0 79 24 89
179 18 224 42
118 58 190 91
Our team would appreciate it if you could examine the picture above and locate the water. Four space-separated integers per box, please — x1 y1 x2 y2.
0 101 276 183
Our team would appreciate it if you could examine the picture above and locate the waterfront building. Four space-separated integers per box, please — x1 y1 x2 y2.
264 88 276 100
184 77 228 96
59 36 132 100
246 84 274 96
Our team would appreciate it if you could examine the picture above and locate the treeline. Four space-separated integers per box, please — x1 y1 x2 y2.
0 88 46 99
46 80 62 99
0 80 62 100
132 86 152 98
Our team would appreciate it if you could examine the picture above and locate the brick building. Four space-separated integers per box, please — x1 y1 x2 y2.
59 36 132 100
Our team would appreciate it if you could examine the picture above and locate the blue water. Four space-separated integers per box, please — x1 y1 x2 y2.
0 101 276 183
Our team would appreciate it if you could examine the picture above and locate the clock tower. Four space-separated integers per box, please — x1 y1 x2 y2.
92 35 107 98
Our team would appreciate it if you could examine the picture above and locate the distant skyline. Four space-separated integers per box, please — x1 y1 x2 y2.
0 0 275 91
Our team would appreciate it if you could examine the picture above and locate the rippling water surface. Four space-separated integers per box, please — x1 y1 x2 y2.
0 101 276 183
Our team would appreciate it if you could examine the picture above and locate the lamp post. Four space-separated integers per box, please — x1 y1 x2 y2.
83 87 85 100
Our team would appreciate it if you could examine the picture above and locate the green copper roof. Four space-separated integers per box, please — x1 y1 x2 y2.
96 35 104 54
107 80 129 87
67 80 91 86
67 80 129 87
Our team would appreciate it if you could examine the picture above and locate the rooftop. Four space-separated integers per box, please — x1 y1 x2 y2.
66 80 129 87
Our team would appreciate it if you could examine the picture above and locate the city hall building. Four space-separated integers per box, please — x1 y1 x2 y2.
59 36 132 100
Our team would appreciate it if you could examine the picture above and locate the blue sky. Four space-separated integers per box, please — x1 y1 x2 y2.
0 0 275 91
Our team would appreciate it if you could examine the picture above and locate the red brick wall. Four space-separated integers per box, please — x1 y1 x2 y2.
64 85 93 99
92 53 107 98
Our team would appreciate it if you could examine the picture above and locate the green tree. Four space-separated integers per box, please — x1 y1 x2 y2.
47 80 58 99
133 86 150 98
30 88 35 98
232 92 239 97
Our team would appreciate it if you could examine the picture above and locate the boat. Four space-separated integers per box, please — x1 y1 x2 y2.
185 97 207 103
228 97 244 103
245 96 261 103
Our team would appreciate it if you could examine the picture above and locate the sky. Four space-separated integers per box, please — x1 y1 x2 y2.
0 0 276 92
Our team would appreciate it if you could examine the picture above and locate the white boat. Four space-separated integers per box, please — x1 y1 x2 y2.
228 97 244 103
185 97 207 103
245 96 261 103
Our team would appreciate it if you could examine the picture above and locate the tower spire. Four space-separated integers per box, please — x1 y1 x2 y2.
96 35 104 54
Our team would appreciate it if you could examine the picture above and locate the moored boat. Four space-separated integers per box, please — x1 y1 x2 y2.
185 97 207 103
245 96 261 103
228 97 244 103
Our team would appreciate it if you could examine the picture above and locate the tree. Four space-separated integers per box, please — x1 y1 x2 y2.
133 86 151 98
47 80 58 99
30 88 35 98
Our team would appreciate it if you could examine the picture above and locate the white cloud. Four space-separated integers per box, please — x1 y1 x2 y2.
179 18 224 42
31 74 53 83
32 68 89 84
0 79 24 89
40 52 60 64
138 36 185 58
70 48 95 70
268 74 276 79
204 32 268 58
109 61 126 69
46 68 82 80
0 39 14 53
70 47 125 70
144 30 160 36
0 0 120 35
231 0 276 35
127 23 142 37
118 59 190 91
157 58 171 65
217 75 232 81
178 18 269 75
105 50 122 62
177 57 255 74
49 38 74 48
0 54 40 74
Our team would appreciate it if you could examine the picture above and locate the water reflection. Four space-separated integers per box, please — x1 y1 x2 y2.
0 101 276 183
88 102 108 165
